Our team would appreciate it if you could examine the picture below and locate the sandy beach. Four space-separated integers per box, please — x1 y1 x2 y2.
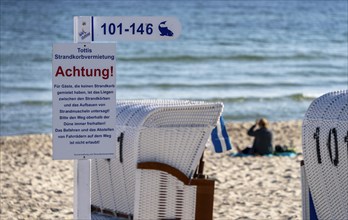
1 121 303 220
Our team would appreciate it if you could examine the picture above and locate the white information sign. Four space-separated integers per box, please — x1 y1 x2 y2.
52 43 116 160
74 16 181 42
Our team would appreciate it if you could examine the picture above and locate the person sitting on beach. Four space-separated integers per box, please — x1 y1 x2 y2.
236 118 273 155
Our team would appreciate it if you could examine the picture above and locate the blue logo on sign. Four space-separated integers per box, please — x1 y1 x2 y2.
79 30 90 40
158 21 174 36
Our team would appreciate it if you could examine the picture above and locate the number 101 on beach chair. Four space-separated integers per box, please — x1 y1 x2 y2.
301 90 348 220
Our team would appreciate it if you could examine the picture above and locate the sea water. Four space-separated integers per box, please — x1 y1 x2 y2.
0 1 347 135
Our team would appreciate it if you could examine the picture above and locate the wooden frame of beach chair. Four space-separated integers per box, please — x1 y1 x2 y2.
301 90 348 220
91 100 223 219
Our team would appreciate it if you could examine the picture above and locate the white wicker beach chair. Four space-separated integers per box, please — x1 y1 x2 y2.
91 100 223 219
301 90 348 220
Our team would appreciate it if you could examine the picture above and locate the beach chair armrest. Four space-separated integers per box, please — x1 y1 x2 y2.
136 162 214 220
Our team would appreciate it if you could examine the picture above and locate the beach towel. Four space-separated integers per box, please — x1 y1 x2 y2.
230 152 273 157
230 152 297 157
208 116 233 153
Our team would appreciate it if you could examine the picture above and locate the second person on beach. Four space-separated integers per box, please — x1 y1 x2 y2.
236 118 273 156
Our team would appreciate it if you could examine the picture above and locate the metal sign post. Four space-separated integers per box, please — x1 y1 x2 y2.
68 16 181 219
72 18 92 220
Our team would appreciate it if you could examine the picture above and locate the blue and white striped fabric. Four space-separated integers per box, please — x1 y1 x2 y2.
209 116 232 153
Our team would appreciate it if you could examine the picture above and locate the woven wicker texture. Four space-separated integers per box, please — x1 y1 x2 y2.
134 169 197 220
302 90 348 220
91 126 139 216
91 100 223 217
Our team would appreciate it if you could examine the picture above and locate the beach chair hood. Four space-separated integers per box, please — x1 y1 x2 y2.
302 90 348 220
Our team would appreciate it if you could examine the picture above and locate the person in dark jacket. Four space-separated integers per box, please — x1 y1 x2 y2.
236 118 273 155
